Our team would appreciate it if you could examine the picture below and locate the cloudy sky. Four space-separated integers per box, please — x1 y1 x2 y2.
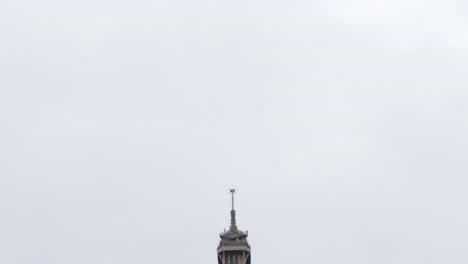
1 0 468 263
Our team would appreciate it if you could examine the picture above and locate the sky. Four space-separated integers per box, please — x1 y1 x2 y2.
1 0 468 263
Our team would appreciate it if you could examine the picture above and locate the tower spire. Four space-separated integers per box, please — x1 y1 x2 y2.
218 189 251 264
229 189 238 232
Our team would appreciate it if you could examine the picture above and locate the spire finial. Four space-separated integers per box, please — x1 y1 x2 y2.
229 189 238 232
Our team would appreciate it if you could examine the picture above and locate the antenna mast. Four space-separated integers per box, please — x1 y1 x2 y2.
230 189 236 210
229 189 238 232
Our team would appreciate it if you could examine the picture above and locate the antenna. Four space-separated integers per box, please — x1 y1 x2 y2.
230 189 236 210
229 189 238 231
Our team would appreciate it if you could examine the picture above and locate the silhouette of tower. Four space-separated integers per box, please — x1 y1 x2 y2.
217 189 251 264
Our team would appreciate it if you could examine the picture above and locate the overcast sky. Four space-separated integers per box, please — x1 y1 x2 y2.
1 0 468 263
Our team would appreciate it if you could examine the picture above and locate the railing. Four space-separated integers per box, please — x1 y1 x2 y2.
218 241 250 248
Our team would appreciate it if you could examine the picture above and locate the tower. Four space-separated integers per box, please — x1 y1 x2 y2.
217 189 251 264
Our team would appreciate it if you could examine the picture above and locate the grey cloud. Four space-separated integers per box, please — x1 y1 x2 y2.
1 0 467 263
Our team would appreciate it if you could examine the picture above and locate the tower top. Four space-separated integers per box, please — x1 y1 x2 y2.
218 189 251 264
219 189 249 249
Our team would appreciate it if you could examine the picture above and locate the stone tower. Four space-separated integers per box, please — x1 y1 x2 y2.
217 189 251 264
